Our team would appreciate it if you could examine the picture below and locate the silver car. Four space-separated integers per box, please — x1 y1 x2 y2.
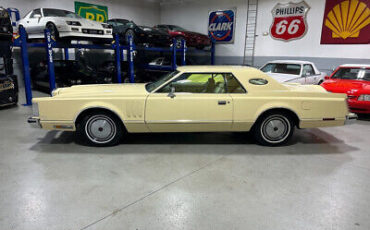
18 8 112 41
260 60 327 85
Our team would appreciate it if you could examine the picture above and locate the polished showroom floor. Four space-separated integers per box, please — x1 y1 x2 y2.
1 91 370 230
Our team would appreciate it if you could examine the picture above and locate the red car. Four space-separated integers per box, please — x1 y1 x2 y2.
154 24 211 49
321 64 370 114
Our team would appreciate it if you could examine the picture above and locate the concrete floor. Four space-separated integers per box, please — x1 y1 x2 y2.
1 91 370 230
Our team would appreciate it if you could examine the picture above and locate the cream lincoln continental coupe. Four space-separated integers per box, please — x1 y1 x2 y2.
28 66 357 146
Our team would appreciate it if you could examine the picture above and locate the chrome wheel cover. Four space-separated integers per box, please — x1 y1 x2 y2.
260 115 291 144
85 115 117 144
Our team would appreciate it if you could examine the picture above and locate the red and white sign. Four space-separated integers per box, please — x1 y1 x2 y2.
270 1 310 41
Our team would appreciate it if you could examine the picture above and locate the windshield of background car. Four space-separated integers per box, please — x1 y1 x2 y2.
261 63 301 75
145 71 179 92
43 9 82 18
168 25 186 31
332 68 370 81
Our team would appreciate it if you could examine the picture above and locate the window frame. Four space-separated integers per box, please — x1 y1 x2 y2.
30 9 42 18
302 64 315 77
153 72 247 94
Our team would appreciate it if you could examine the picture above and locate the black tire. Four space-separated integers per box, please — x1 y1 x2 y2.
77 111 123 146
253 112 294 146
125 29 135 44
46 23 59 40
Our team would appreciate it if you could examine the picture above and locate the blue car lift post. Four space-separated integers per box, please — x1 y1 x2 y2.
13 30 135 105
13 24 215 106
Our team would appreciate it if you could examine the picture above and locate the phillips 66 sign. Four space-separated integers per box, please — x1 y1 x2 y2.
208 9 236 43
270 1 310 41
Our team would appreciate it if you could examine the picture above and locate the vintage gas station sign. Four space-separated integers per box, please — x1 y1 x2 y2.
75 1 108 23
321 0 370 44
208 9 236 43
270 1 310 41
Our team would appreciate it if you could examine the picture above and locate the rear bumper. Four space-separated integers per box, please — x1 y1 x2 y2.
345 113 357 125
28 116 41 128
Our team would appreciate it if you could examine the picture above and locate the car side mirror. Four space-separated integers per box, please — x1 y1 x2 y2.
305 72 311 76
34 14 41 18
324 76 330 80
167 85 176 98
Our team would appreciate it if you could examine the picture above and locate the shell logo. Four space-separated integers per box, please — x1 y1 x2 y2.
324 0 370 39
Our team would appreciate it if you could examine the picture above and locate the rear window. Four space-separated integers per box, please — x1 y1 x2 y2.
261 63 301 75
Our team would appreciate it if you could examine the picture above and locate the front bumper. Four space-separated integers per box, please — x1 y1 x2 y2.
348 99 370 114
345 113 357 125
28 117 41 128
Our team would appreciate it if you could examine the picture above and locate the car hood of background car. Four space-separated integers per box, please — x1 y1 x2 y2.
52 83 148 97
181 30 208 38
138 26 168 35
53 17 105 28
322 79 370 95
265 73 301 82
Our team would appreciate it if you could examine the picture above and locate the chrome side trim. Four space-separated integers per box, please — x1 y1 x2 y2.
146 120 232 124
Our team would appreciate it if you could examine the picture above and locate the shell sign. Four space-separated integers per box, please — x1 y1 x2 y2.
321 0 370 44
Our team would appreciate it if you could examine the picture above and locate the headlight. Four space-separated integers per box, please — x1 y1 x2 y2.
66 21 81 26
102 24 112 29
32 103 39 117
358 94 370 101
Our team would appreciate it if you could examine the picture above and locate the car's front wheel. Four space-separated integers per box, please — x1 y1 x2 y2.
253 112 294 146
46 23 59 40
78 111 123 146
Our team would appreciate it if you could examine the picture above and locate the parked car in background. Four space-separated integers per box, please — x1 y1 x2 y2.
18 8 112 41
154 24 211 49
260 60 326 85
31 60 113 92
321 64 370 114
107 19 170 47
28 66 355 147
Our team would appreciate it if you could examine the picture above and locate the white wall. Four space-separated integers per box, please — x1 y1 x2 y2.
2 0 160 26
254 0 370 60
160 0 369 67
160 0 248 60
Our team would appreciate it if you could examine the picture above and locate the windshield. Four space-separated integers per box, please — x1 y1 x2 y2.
168 25 186 31
43 9 82 18
332 68 370 81
261 63 301 75
145 71 179 92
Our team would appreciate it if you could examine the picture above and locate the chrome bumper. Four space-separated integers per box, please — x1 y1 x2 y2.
345 113 357 125
28 117 41 128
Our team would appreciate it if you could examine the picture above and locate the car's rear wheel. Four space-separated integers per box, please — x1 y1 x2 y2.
78 111 123 146
46 23 59 40
253 112 294 146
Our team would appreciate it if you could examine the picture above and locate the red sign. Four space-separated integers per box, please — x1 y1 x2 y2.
270 1 310 41
321 0 370 44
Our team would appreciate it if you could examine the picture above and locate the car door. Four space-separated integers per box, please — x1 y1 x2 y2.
24 9 42 34
302 64 316 84
145 72 233 132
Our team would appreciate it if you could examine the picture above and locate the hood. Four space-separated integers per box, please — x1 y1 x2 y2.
52 83 148 97
265 73 301 82
321 79 370 95
138 26 167 35
182 30 208 38
53 17 104 28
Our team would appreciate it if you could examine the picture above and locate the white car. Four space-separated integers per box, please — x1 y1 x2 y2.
18 8 113 41
260 60 326 85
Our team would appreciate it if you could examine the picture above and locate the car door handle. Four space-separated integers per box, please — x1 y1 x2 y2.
218 100 227 105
